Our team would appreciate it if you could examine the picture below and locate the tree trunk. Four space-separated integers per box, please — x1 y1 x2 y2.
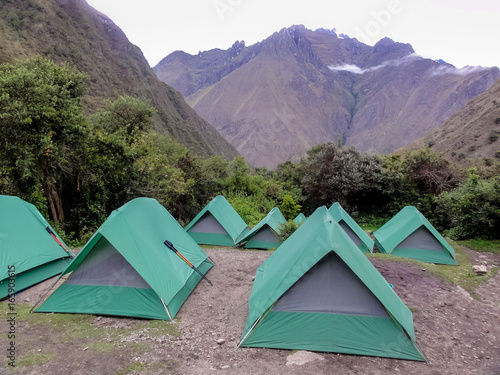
46 185 65 228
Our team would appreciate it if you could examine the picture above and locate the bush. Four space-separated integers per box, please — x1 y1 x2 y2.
277 220 302 242
436 169 500 239
488 131 500 143
227 193 276 226
279 194 301 220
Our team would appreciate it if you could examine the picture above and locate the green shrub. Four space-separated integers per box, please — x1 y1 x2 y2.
488 130 500 143
279 194 301 220
436 169 500 240
277 220 301 242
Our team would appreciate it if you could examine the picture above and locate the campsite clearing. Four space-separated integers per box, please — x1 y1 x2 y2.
2 245 499 375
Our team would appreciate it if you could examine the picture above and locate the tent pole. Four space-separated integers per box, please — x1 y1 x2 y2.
160 298 173 321
29 274 64 313
237 313 263 348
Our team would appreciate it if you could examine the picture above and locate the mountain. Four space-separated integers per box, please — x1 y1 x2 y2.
154 25 500 168
399 77 500 161
0 0 238 159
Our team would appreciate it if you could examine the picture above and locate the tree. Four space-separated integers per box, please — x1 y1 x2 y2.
301 142 383 211
0 56 88 225
81 95 158 219
436 168 500 239
280 194 302 221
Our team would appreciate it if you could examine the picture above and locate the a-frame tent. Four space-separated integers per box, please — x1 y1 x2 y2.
0 195 74 300
328 202 374 253
237 207 286 249
293 213 306 225
239 206 426 361
185 195 249 246
36 198 213 320
374 206 458 265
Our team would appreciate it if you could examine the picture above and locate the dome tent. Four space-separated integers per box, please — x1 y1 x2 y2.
239 206 425 361
237 207 286 249
374 206 457 265
0 195 73 300
185 195 249 246
36 198 212 320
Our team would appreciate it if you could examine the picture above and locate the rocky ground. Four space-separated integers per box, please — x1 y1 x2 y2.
2 246 499 375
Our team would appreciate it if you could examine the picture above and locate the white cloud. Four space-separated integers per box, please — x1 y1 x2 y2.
430 64 492 76
328 53 422 74
328 64 367 74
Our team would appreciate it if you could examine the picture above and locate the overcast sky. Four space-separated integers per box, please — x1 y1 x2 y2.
86 0 500 69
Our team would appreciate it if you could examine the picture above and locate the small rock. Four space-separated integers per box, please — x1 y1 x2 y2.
286 350 324 366
472 265 488 275
217 339 225 345
83 347 89 351
221 365 230 369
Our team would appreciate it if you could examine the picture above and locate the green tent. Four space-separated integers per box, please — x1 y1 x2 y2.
328 202 374 253
237 207 286 249
374 206 457 265
0 195 74 300
239 206 426 361
185 195 249 246
36 198 212 320
293 213 306 225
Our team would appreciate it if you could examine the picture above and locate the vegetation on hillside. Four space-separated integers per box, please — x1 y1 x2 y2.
0 0 238 159
1 57 499 243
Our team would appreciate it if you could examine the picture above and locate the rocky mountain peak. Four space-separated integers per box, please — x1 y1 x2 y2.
370 37 415 64
229 40 245 57
154 27 500 168
261 25 319 65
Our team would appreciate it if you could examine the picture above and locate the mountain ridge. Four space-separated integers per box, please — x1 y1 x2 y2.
154 25 499 168
0 0 238 159
399 77 500 162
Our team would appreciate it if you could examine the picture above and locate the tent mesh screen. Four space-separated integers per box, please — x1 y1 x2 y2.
65 237 152 288
396 226 444 251
272 251 389 317
250 226 279 242
188 213 228 234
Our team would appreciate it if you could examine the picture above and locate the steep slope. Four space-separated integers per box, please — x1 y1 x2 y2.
155 25 499 168
0 0 238 159
399 78 500 161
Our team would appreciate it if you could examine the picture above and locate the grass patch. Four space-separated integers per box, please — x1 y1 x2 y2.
458 239 500 254
16 351 57 367
28 311 98 340
114 359 179 375
0 302 183 371
146 318 181 337
368 239 498 300
85 341 116 354
359 223 381 233
115 361 146 375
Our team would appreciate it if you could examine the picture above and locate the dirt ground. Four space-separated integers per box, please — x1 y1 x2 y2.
2 246 500 375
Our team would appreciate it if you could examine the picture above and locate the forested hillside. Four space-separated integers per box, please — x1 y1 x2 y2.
0 0 238 159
